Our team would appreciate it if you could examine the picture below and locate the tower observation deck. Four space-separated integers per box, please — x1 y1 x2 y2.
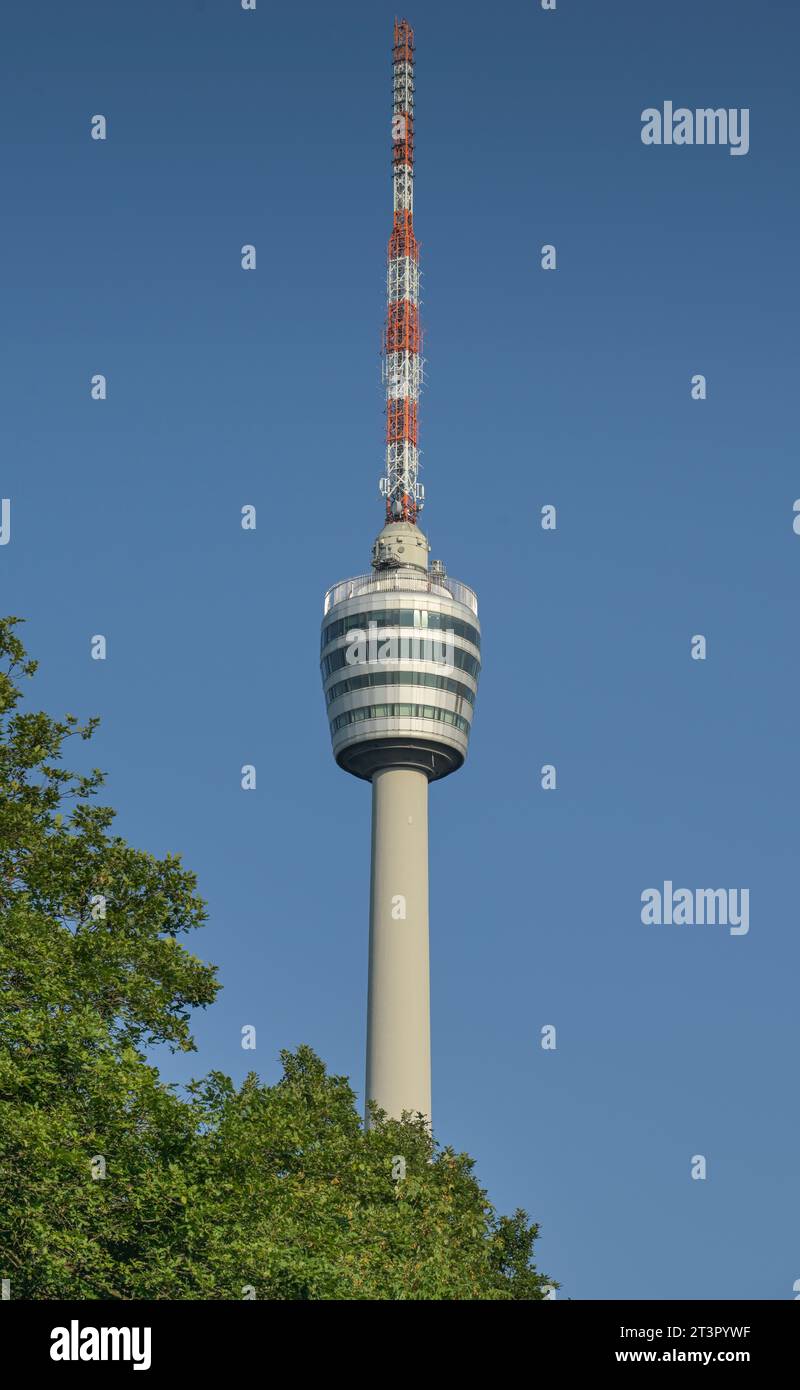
320 21 481 1126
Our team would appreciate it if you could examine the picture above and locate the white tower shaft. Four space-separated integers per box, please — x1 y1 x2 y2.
366 767 431 1123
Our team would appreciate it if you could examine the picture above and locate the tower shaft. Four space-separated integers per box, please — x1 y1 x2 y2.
366 767 431 1122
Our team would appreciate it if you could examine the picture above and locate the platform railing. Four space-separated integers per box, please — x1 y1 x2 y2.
324 569 478 618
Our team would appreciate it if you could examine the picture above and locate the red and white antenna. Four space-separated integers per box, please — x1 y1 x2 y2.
381 18 424 526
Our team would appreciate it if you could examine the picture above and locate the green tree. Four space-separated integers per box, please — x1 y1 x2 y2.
0 616 219 1298
0 618 554 1299
160 1049 553 1300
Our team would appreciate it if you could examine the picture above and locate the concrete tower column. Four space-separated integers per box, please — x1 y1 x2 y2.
365 766 431 1125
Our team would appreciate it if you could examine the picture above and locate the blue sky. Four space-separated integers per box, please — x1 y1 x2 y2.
2 0 798 1299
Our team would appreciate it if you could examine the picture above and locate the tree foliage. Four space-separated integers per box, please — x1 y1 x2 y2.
0 617 554 1300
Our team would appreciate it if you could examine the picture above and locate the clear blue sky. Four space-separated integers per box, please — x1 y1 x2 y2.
2 0 798 1300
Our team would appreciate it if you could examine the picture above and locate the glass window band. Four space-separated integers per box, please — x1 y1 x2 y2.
322 606 480 653
325 668 475 708
330 703 472 736
321 644 481 682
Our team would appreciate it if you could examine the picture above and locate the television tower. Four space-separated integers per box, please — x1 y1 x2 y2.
320 19 481 1125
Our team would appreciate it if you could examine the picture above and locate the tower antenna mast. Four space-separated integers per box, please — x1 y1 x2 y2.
383 18 424 525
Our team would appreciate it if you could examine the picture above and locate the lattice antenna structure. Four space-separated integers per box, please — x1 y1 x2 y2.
381 18 425 526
